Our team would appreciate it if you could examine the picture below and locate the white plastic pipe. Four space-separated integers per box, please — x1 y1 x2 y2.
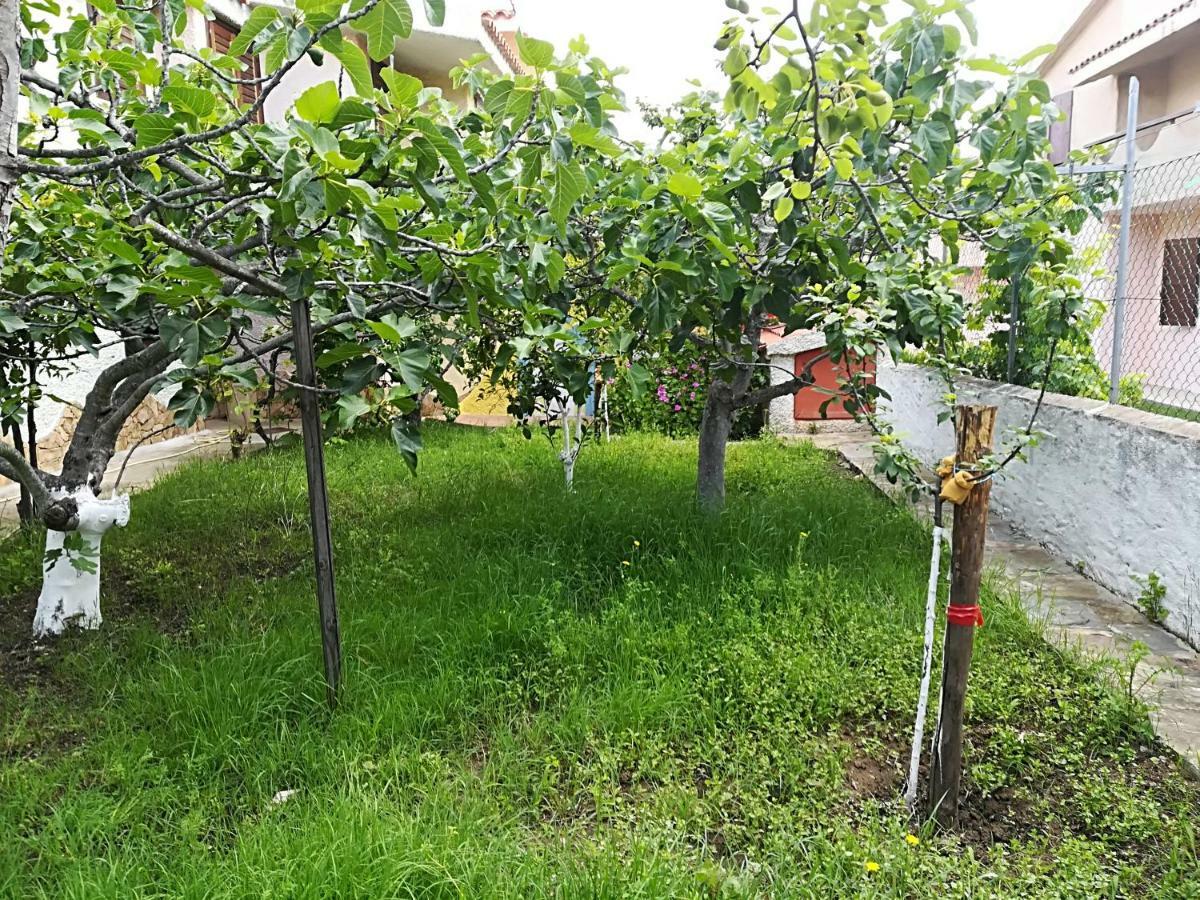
904 521 943 811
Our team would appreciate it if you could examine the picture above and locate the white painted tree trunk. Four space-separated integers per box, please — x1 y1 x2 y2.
33 491 130 638
559 404 582 491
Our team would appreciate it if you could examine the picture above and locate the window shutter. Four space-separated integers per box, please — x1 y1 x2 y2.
1049 91 1074 166
1160 238 1200 327
207 19 263 123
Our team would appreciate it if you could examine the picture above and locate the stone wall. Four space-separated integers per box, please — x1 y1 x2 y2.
877 359 1200 647
1 394 202 485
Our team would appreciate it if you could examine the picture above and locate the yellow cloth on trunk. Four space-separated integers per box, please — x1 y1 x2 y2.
937 455 976 505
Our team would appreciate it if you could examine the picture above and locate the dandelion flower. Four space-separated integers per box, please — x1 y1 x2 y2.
864 861 880 874
905 834 920 846
622 560 631 566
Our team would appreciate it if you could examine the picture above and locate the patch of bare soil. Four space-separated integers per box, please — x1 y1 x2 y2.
1 534 303 695
840 723 1195 864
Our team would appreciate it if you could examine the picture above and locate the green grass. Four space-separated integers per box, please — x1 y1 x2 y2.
1 425 1197 898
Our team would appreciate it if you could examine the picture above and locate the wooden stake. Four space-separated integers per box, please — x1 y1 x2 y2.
928 404 996 826
291 298 342 709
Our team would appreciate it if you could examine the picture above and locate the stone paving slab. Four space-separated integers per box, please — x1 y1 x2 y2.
794 429 1200 772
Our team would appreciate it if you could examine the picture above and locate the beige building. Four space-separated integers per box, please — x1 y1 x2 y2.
1040 0 1200 409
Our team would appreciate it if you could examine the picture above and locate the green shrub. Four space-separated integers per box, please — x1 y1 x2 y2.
607 343 767 438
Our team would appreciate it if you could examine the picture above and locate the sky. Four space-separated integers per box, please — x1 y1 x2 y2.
509 0 1092 137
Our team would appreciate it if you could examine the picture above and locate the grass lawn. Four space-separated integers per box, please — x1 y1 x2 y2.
1 425 1197 898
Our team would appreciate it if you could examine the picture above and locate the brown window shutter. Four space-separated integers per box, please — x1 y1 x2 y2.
207 19 263 124
1160 238 1200 326
1049 91 1073 166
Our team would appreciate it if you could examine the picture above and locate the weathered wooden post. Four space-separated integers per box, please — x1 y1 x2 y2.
291 298 342 708
928 404 996 826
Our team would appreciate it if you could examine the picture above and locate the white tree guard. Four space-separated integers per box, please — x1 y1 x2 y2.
33 491 130 638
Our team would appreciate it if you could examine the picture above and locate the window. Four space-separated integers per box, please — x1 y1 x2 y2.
207 19 263 124
1160 238 1199 327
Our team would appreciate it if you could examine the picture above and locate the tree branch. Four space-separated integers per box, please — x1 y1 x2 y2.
739 350 832 408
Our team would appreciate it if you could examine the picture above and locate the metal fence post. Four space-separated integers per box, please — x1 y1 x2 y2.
1109 76 1139 404
291 297 342 709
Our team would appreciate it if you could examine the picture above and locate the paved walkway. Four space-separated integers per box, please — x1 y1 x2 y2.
0 421 261 535
798 429 1200 771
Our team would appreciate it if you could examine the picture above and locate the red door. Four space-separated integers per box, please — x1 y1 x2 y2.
793 349 875 420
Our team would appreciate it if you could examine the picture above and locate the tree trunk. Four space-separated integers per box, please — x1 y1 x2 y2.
6 420 33 525
697 379 735 512
33 490 130 638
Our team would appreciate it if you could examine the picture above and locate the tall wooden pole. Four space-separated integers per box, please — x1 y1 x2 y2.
291 298 342 708
929 404 996 826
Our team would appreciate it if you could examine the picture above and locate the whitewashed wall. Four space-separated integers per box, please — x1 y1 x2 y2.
878 359 1200 647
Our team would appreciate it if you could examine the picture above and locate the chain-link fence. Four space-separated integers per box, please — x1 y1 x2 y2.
1086 148 1200 420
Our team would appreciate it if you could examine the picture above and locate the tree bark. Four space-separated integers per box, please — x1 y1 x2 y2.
697 377 736 512
928 405 996 827
5 419 33 524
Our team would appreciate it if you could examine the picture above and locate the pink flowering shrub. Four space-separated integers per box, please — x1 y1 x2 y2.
608 344 766 437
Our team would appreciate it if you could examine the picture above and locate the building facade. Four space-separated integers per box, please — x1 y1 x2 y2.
1041 0 1200 410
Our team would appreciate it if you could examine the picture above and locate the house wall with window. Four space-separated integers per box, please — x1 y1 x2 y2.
1038 0 1200 408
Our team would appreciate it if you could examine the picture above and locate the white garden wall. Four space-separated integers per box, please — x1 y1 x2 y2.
877 359 1200 647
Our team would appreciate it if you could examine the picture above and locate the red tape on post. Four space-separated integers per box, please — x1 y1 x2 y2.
946 604 984 628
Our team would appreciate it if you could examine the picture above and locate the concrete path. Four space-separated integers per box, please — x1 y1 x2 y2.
797 428 1200 771
0 421 261 535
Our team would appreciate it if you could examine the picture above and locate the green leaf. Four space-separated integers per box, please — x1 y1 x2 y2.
354 0 414 61
773 195 794 222
516 32 554 69
791 181 812 200
317 343 368 368
330 99 375 129
666 171 703 201
483 80 513 117
102 237 141 266
321 35 374 96
568 123 620 156
422 0 445 26
133 113 175 148
295 80 341 123
627 361 651 399
833 156 853 180
390 417 423 474
228 5 278 56
390 346 430 389
369 318 414 343
723 44 747 77
170 384 213 428
965 57 1012 76
1015 43 1057 68
412 119 469 182
162 85 216 118
380 69 423 107
549 162 586 227
324 176 351 214
336 394 372 430
545 249 565 289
